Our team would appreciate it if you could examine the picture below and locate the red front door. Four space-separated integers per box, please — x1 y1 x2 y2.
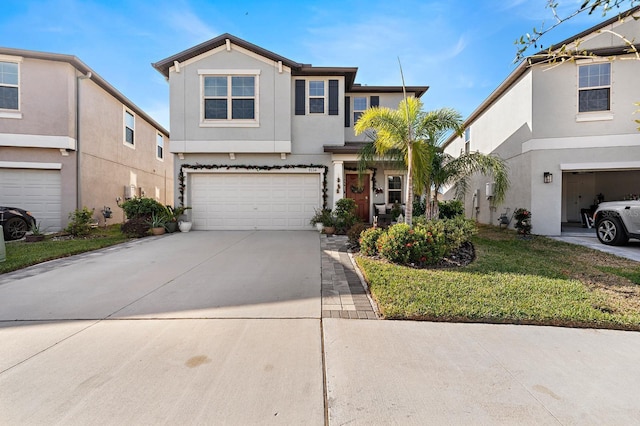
346 174 370 223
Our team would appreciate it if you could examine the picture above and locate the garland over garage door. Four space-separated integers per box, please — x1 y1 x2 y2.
0 168 62 232
190 172 320 230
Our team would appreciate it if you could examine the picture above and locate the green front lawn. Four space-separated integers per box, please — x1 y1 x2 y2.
1 226 131 274
356 225 640 330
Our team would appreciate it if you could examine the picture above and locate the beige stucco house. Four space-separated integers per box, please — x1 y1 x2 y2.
443 7 640 236
152 34 427 230
0 48 172 232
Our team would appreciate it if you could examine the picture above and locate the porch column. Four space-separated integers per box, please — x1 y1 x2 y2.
333 160 344 209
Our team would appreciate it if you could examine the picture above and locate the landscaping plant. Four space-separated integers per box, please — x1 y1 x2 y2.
120 197 165 220
334 198 360 234
347 222 369 247
438 200 464 219
65 207 95 237
513 207 532 236
359 227 385 256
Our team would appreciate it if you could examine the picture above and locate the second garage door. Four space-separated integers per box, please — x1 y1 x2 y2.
190 173 321 230
0 168 62 232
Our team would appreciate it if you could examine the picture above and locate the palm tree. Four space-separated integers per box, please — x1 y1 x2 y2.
427 149 509 219
354 97 465 225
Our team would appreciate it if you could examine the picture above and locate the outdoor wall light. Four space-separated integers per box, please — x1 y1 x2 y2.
544 172 553 183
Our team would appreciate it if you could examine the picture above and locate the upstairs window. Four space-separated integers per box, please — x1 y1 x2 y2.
156 133 164 160
124 110 135 146
0 61 19 110
464 127 470 154
353 97 367 124
578 63 610 113
309 80 325 113
203 75 256 120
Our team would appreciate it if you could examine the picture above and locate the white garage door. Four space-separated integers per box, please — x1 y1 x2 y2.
0 168 62 232
191 173 320 230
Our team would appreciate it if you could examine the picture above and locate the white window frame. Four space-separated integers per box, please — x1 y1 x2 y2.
156 132 164 160
308 80 326 114
198 69 260 127
123 108 135 148
0 55 22 118
353 96 367 125
464 127 471 154
385 173 403 205
577 61 611 114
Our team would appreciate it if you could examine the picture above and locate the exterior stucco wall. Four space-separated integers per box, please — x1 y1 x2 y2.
79 78 173 224
291 77 345 153
169 45 291 153
0 56 75 138
344 92 417 143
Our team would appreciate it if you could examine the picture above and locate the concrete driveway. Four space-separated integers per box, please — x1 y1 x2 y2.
2 231 640 425
0 231 324 425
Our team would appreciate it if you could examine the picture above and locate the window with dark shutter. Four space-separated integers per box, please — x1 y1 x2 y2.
328 80 338 115
344 96 350 127
370 96 379 107
295 80 305 115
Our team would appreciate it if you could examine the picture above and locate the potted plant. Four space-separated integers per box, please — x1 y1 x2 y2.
25 221 45 242
148 213 166 235
163 205 191 233
310 208 336 234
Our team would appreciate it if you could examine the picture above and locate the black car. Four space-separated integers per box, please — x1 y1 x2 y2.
0 206 37 241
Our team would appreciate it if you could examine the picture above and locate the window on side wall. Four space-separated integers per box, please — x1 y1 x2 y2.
156 133 164 160
0 61 19 110
124 110 135 146
387 175 402 204
203 75 256 121
464 127 470 154
578 62 611 113
353 97 367 124
309 80 325 113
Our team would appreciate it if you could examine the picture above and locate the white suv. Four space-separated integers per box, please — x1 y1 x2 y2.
593 200 640 246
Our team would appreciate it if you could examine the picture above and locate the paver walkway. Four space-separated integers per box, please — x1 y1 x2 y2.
320 235 377 320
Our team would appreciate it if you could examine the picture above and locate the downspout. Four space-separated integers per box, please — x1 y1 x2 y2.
75 70 92 210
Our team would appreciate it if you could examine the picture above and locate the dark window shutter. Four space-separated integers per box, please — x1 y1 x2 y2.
370 96 379 107
344 96 350 127
328 80 339 115
295 80 305 115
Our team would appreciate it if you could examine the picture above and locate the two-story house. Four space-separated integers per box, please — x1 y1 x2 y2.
443 6 640 236
152 34 427 230
0 48 173 232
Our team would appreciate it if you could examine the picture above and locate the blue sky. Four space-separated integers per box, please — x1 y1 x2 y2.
0 0 613 130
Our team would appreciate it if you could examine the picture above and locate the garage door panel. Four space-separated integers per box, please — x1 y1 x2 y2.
0 169 62 232
191 173 320 230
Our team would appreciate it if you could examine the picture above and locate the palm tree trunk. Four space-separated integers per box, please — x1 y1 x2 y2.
405 143 413 226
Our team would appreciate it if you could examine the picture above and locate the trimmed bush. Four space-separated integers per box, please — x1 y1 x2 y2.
439 216 478 254
121 217 150 238
120 197 165 220
438 200 464 219
359 227 384 256
334 198 360 234
377 223 444 266
347 222 370 247
65 207 94 237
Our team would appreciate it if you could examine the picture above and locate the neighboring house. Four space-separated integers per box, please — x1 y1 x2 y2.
443 7 640 236
0 48 173 232
152 34 427 230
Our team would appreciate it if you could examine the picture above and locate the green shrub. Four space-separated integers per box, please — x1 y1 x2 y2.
359 227 385 256
347 222 370 247
120 197 165 220
438 200 464 219
334 198 360 234
310 208 335 227
439 216 478 254
377 223 445 266
412 198 426 217
121 217 150 238
65 207 94 237
390 202 402 220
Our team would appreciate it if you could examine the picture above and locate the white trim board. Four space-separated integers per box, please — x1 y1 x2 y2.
523 133 639 153
0 161 62 170
561 161 640 171
0 133 76 149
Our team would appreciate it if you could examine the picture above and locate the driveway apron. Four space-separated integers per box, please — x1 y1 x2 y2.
0 231 324 425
